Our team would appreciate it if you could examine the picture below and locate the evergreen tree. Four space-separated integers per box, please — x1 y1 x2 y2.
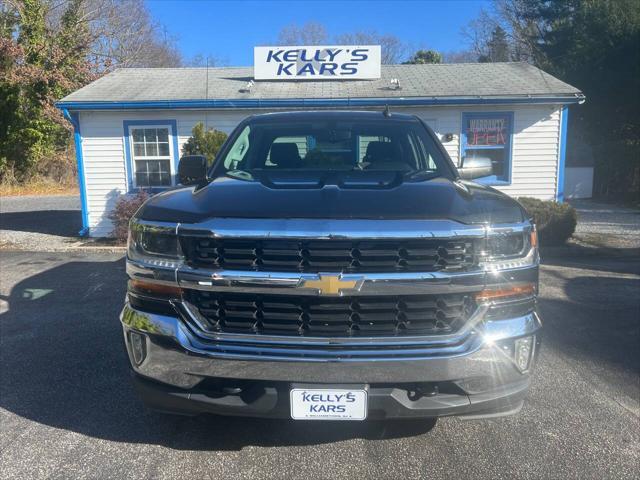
182 123 228 165
404 49 443 64
479 26 510 62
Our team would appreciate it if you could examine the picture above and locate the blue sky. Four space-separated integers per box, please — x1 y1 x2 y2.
146 0 490 65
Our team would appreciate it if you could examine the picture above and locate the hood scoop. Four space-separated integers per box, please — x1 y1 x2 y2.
253 170 402 190
337 171 402 189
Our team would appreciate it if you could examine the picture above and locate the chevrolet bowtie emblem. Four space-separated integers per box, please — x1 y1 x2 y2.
300 274 362 296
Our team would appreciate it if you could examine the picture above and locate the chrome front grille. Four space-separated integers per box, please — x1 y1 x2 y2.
185 291 476 337
180 237 475 273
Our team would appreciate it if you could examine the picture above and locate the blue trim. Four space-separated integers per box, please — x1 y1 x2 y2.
56 95 584 111
460 111 514 186
123 120 179 192
62 109 90 236
557 105 569 202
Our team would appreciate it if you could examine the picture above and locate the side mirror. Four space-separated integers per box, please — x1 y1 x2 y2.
458 156 493 180
178 155 208 186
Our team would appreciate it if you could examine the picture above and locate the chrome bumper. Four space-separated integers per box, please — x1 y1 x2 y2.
123 217 541 418
121 302 542 390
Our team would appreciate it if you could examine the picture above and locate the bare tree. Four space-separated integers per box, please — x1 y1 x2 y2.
335 30 408 64
461 8 501 61
185 53 227 68
442 50 478 63
461 1 539 64
274 23 408 64
89 0 182 68
492 0 541 63
43 0 183 69
276 21 328 45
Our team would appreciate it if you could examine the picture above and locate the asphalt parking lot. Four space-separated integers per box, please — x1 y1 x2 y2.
1 249 638 479
0 195 82 251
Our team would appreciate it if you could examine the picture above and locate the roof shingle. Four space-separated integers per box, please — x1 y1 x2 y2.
60 63 581 103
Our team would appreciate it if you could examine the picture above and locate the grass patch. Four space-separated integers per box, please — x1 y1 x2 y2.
0 179 78 196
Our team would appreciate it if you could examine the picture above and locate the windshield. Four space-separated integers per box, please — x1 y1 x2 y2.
214 118 452 178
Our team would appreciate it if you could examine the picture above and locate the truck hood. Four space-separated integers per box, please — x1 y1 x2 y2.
137 173 526 225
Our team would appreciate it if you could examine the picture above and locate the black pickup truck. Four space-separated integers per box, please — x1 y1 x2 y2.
122 111 540 421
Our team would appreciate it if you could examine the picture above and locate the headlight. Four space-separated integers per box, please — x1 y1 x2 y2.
487 232 526 258
479 226 538 270
128 220 182 267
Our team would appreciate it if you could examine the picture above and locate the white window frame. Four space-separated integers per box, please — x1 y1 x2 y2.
127 124 177 189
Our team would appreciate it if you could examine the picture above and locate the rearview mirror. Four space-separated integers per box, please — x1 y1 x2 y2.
458 156 493 180
178 155 208 186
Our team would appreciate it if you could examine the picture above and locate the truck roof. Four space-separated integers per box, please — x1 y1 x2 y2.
247 110 420 124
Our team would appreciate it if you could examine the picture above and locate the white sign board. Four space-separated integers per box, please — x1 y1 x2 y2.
290 389 368 420
254 45 381 80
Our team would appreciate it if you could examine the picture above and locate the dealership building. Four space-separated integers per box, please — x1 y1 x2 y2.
58 52 584 237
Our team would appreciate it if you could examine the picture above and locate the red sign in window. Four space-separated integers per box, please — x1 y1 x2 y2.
466 117 508 146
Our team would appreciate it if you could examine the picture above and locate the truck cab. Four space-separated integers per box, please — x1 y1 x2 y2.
122 111 540 421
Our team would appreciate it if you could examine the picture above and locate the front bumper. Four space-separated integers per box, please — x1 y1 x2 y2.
121 302 541 419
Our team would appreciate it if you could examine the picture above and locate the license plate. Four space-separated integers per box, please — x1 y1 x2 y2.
290 388 367 420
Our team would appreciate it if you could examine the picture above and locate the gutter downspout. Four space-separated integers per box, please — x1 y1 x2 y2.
557 105 569 203
62 108 90 236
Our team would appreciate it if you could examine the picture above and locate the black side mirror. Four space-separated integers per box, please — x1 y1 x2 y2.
178 155 208 186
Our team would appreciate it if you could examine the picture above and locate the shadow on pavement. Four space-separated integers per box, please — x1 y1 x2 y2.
6 255 636 449
542 255 640 275
0 210 81 236
0 257 435 450
540 242 640 265
539 265 640 376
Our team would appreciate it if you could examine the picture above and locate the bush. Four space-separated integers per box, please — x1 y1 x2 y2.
181 123 228 164
108 190 150 243
517 197 578 246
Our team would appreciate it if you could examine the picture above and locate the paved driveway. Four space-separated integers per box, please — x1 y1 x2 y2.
0 195 80 235
0 195 81 250
0 251 638 479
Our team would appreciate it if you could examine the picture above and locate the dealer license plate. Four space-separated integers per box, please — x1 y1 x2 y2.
290 388 367 420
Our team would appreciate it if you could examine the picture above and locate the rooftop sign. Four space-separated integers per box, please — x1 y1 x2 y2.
254 45 381 81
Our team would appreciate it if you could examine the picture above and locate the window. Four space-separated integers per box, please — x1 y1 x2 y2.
128 125 174 188
266 136 309 166
224 125 251 170
461 112 513 184
132 127 171 187
358 136 390 162
215 118 448 177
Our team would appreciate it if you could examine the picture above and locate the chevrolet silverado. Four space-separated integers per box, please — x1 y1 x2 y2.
121 111 541 421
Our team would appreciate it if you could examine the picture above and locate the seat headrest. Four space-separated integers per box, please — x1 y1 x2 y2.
269 143 301 168
365 141 395 163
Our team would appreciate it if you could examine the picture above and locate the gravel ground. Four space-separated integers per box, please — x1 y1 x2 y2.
0 195 82 250
0 251 638 479
569 199 640 249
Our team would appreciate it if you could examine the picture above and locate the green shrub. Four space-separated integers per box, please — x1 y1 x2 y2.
517 197 577 246
108 190 150 242
181 123 228 164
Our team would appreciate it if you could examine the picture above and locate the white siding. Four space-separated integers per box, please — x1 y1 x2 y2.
79 109 256 236
403 104 562 199
78 105 562 237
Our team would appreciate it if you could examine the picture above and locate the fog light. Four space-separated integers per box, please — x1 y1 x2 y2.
129 331 147 365
514 336 534 372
